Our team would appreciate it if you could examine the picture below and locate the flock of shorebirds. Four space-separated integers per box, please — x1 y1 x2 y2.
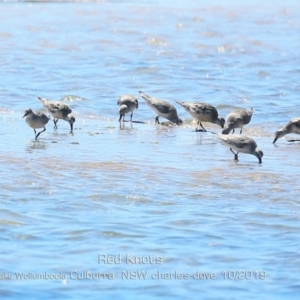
24 91 300 164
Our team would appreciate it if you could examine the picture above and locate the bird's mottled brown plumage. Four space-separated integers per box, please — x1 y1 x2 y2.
176 101 224 131
38 97 75 131
139 91 182 125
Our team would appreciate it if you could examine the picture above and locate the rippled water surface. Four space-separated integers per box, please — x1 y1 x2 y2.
1 1 300 299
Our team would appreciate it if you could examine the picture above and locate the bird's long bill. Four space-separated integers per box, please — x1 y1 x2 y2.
70 123 73 132
273 136 278 144
23 112 28 118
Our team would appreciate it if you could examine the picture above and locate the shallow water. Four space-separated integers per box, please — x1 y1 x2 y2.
1 1 300 299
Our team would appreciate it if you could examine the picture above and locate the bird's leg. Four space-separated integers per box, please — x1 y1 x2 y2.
53 119 58 129
240 128 243 134
230 148 236 155
119 114 125 122
199 122 207 132
130 112 133 122
34 129 37 140
155 116 160 124
35 127 46 139
230 148 239 161
232 129 235 134
196 122 206 132
195 121 201 132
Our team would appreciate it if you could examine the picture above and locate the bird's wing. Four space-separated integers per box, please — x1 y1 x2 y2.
219 136 251 149
191 103 215 116
155 104 171 114
48 102 72 114
290 118 300 129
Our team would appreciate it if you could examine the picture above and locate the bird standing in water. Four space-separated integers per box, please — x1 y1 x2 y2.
23 108 50 140
218 134 263 163
273 118 300 143
222 108 254 134
176 101 224 131
139 91 182 125
38 97 75 132
117 94 139 122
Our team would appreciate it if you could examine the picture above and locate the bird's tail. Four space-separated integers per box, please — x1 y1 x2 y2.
138 91 150 100
175 100 187 109
38 97 47 106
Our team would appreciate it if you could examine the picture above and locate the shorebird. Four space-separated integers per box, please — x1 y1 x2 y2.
38 97 75 131
139 91 182 125
175 101 224 131
273 118 300 143
117 94 138 122
23 108 50 140
222 108 254 134
218 134 263 163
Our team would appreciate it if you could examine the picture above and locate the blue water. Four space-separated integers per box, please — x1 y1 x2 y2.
0 1 300 299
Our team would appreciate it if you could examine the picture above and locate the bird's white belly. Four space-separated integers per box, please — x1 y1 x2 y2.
26 118 45 129
50 111 63 119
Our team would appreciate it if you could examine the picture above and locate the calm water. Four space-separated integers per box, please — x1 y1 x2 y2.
1 1 300 299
